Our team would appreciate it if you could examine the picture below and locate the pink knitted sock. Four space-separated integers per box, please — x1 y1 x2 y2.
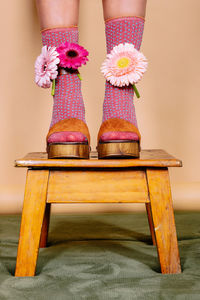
42 27 87 143
101 16 145 142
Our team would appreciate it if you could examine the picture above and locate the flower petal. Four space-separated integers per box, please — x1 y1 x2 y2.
56 41 89 69
101 42 148 87
34 46 59 88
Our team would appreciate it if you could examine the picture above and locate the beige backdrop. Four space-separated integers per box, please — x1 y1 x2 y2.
0 0 200 213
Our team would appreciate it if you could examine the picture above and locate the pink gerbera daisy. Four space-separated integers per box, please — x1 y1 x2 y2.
35 46 60 88
101 43 148 87
56 42 89 69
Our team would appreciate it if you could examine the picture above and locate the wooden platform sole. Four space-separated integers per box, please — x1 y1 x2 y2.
97 140 140 159
47 143 90 159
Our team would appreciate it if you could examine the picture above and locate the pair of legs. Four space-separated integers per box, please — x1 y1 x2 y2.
35 0 147 159
36 0 147 30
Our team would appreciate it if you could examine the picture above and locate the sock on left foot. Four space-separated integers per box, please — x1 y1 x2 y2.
100 16 145 142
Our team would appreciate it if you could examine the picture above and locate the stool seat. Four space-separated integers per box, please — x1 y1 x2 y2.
14 149 182 277
15 149 182 168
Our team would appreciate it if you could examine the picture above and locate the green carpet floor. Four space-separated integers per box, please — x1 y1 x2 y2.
0 212 200 299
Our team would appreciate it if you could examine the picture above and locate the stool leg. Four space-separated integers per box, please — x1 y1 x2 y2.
40 203 51 248
145 203 156 245
15 169 49 277
146 168 181 274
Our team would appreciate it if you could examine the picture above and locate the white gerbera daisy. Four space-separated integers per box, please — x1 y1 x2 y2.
35 46 60 88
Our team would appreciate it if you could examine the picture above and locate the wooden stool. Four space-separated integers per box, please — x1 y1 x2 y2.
14 149 182 277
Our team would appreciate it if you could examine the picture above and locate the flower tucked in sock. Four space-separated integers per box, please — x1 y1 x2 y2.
36 27 88 143
101 16 145 141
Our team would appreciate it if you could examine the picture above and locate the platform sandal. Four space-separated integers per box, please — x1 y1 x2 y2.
46 118 90 159
96 118 141 159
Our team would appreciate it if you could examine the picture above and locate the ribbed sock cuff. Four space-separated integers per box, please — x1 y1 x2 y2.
105 15 145 53
105 15 145 24
41 27 79 47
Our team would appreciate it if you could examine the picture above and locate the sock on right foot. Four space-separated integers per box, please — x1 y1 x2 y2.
41 27 88 143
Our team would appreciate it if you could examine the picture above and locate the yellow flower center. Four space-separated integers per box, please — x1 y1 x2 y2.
116 57 130 68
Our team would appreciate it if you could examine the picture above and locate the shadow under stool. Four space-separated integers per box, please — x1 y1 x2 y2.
14 149 182 276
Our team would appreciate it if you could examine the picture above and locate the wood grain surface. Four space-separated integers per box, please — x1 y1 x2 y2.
39 203 51 248
15 149 182 168
15 170 49 276
145 203 156 246
47 169 149 203
146 168 181 274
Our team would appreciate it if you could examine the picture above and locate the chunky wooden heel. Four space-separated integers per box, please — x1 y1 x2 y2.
46 118 90 159
47 142 90 159
97 140 139 159
97 118 141 159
